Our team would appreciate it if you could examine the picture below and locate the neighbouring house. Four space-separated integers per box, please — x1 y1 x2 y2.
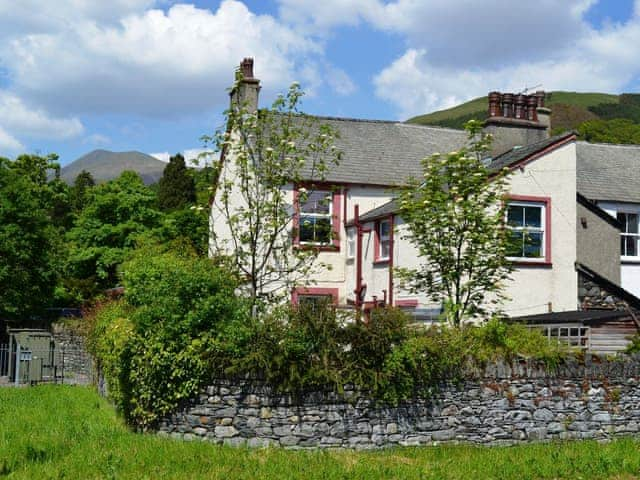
210 59 640 353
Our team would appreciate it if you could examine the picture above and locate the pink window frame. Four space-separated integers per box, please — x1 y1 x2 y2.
291 287 339 305
505 194 552 266
373 216 392 264
293 184 342 251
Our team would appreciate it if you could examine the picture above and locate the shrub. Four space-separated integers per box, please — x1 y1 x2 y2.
89 247 248 427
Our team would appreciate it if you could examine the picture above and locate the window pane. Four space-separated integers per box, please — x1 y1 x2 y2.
524 207 541 228
300 191 331 214
507 205 524 227
298 295 332 309
626 235 638 257
507 231 524 257
621 235 627 256
628 213 639 234
617 212 627 228
379 220 390 238
524 232 543 258
299 216 332 243
380 240 390 259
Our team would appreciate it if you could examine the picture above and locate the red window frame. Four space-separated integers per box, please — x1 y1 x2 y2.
505 194 552 266
291 287 339 305
374 216 393 264
293 184 342 251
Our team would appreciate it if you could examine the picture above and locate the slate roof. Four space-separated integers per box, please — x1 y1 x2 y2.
486 131 576 173
355 199 399 224
509 309 629 325
296 115 467 185
577 141 640 203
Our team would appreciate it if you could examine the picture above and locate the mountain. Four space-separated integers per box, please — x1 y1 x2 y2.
407 91 625 133
61 150 167 185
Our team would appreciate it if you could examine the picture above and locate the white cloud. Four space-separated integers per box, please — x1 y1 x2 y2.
83 133 111 145
0 126 24 154
2 1 321 116
151 148 217 167
0 91 84 150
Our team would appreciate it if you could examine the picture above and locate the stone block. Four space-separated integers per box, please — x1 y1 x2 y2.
214 426 239 438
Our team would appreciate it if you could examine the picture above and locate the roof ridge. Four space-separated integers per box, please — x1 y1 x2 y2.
292 113 467 133
578 140 640 149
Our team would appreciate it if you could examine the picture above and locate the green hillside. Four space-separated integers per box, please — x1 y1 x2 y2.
407 91 620 133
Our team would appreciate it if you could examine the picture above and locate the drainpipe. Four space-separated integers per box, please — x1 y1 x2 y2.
354 204 363 311
388 215 395 307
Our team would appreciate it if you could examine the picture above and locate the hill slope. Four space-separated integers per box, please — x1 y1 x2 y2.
61 150 167 185
407 91 620 132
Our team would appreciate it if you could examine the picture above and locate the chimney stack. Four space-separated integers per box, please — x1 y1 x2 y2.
484 90 551 155
230 57 261 113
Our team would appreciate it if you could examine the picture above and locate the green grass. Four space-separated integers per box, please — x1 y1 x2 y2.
2 385 640 479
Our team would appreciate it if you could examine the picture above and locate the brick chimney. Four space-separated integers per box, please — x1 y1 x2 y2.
484 90 551 156
230 57 261 113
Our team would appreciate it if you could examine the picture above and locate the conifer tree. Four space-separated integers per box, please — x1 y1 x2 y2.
157 153 196 211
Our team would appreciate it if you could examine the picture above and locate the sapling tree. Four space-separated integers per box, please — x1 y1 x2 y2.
208 80 341 307
396 120 512 327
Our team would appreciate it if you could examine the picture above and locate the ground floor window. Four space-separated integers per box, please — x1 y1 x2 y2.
533 324 590 349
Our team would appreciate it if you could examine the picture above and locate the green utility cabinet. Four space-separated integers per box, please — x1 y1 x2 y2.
7 329 60 384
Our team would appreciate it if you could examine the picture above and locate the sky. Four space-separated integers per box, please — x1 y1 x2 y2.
0 0 639 165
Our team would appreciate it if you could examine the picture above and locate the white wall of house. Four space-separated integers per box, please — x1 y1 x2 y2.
596 201 640 297
501 142 578 316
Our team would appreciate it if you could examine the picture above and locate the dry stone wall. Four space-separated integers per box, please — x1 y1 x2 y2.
158 356 640 449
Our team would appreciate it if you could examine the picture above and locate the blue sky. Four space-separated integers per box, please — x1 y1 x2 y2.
0 0 638 165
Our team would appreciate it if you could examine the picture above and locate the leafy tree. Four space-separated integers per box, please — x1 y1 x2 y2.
66 171 161 291
157 153 196 211
396 120 512 327
208 81 341 307
0 155 62 320
71 170 95 212
578 118 640 144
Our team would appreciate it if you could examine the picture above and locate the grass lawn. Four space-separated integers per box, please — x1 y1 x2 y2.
1 386 640 479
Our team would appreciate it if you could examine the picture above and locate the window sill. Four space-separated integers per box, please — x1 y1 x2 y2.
295 243 340 253
510 260 552 267
621 258 640 265
373 258 390 266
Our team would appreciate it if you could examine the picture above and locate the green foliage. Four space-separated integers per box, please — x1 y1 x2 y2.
157 153 196 211
397 121 512 326
578 118 640 144
0 155 63 320
625 333 640 354
89 247 246 426
66 170 162 291
208 80 341 305
71 169 95 212
150 207 210 256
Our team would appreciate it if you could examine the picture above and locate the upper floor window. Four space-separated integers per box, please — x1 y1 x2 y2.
299 190 333 245
617 212 640 258
376 219 391 261
506 201 546 260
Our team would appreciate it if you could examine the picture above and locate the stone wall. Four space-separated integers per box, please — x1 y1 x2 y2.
158 357 640 449
52 322 94 385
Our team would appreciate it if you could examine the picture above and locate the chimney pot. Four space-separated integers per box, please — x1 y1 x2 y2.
488 91 502 117
526 96 538 122
514 94 526 119
502 93 514 118
240 57 254 79
535 90 545 108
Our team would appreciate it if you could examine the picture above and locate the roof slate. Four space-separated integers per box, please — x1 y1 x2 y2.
487 131 575 172
577 142 640 203
297 116 467 185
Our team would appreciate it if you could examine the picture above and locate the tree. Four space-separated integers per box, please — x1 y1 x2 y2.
0 155 62 320
208 81 341 307
71 170 96 212
157 153 196 211
66 171 161 291
396 120 512 327
578 118 640 144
